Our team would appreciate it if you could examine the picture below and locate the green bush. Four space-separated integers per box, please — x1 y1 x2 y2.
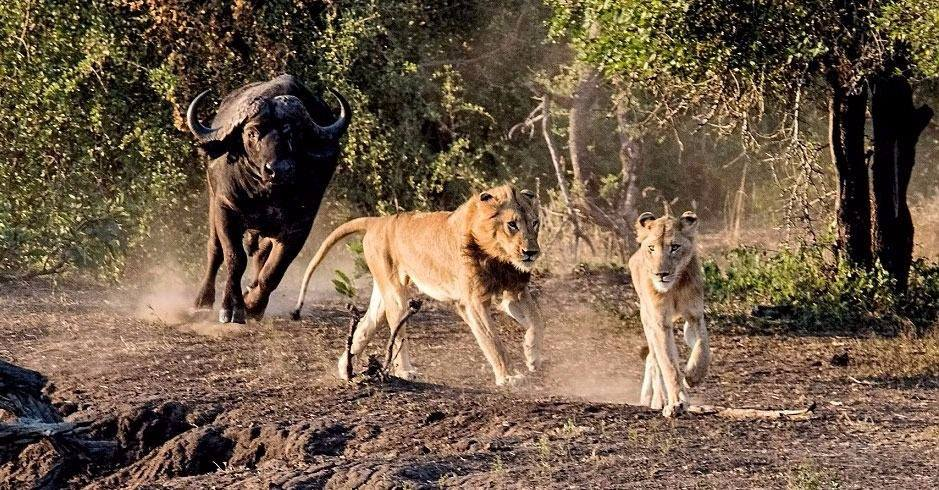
0 0 551 280
704 246 939 334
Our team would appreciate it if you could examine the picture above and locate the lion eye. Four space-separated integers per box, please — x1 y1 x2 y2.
670 244 681 253
507 221 519 232
648 245 655 252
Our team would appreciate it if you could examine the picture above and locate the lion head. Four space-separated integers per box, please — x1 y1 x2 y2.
635 211 699 293
468 184 542 271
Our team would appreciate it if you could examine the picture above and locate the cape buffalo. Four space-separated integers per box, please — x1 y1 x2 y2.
187 74 351 323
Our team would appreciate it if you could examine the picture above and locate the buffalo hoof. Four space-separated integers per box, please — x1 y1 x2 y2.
218 307 246 324
290 309 301 321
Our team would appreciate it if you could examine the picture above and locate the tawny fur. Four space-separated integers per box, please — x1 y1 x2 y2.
629 211 711 417
293 185 545 386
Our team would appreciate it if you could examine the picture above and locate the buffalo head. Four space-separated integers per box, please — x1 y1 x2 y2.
186 81 350 188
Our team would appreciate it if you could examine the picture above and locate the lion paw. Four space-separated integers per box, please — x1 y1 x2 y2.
497 373 527 388
337 354 352 381
394 369 419 381
661 401 687 418
526 358 546 373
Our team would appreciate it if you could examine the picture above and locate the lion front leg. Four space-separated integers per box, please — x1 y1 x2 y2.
640 305 687 417
500 289 545 373
639 348 668 410
461 302 521 387
682 315 711 388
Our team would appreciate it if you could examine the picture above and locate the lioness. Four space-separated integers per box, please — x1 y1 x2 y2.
292 185 544 386
629 211 711 417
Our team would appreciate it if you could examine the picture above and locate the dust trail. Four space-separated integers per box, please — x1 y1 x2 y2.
128 207 361 329
537 301 645 405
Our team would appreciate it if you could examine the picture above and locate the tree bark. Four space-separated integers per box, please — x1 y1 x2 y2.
615 99 643 249
828 80 872 267
568 65 602 198
871 74 933 289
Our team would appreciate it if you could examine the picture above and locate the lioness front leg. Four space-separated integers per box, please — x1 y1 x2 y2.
500 289 545 373
640 304 687 417
461 302 521 387
682 313 711 388
640 349 667 409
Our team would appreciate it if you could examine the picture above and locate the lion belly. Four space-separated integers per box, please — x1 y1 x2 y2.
408 274 457 302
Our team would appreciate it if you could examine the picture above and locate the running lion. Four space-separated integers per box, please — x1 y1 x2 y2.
292 184 545 386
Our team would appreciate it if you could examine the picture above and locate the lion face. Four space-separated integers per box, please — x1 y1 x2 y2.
471 185 542 271
635 211 698 293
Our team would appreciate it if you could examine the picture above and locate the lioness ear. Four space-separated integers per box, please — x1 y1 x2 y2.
635 212 656 241
680 211 698 235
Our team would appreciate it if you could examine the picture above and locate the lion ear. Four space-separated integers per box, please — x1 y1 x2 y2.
635 212 656 240
679 211 698 235
479 192 495 202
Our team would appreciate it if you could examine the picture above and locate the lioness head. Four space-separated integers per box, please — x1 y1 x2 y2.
470 185 542 271
635 211 698 293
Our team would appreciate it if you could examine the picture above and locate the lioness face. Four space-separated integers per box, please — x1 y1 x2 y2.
476 185 542 271
635 211 698 293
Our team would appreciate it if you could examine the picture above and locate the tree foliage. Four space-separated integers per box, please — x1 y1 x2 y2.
0 0 551 279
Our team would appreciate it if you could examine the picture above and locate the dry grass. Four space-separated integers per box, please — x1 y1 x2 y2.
849 330 939 383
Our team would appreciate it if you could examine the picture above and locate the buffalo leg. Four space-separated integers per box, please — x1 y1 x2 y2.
244 239 304 319
194 205 222 310
216 208 247 324
246 238 274 293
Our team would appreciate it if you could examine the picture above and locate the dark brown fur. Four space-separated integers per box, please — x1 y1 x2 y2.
191 75 351 323
464 239 531 296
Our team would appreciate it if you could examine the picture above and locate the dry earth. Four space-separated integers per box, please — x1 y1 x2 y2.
0 268 936 489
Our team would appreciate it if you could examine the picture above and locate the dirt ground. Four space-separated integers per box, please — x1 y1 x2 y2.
0 269 936 489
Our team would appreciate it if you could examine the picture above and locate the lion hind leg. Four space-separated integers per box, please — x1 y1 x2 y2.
338 284 386 380
383 282 417 380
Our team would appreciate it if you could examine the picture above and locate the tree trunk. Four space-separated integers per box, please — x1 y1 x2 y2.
568 65 601 198
829 80 872 267
871 74 933 289
615 99 643 249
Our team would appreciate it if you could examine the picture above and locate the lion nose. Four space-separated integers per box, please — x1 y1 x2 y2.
655 271 670 279
522 249 540 260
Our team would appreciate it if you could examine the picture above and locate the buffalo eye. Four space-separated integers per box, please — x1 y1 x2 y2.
670 244 681 253
507 221 519 232
532 219 540 231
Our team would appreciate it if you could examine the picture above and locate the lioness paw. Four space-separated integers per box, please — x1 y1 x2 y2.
337 354 352 381
661 401 687 418
394 369 419 381
497 373 527 388
526 358 545 373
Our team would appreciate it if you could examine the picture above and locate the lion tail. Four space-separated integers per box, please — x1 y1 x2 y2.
291 217 375 320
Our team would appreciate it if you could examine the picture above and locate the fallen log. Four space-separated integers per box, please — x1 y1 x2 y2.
0 360 117 465
687 401 816 421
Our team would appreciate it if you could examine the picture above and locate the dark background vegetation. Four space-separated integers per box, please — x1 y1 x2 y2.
2 0 939 333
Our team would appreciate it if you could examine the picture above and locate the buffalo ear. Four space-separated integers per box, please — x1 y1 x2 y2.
198 139 230 160
520 189 536 199
635 212 656 241
679 211 699 235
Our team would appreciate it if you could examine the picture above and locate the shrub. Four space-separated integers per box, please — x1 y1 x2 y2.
704 246 939 334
